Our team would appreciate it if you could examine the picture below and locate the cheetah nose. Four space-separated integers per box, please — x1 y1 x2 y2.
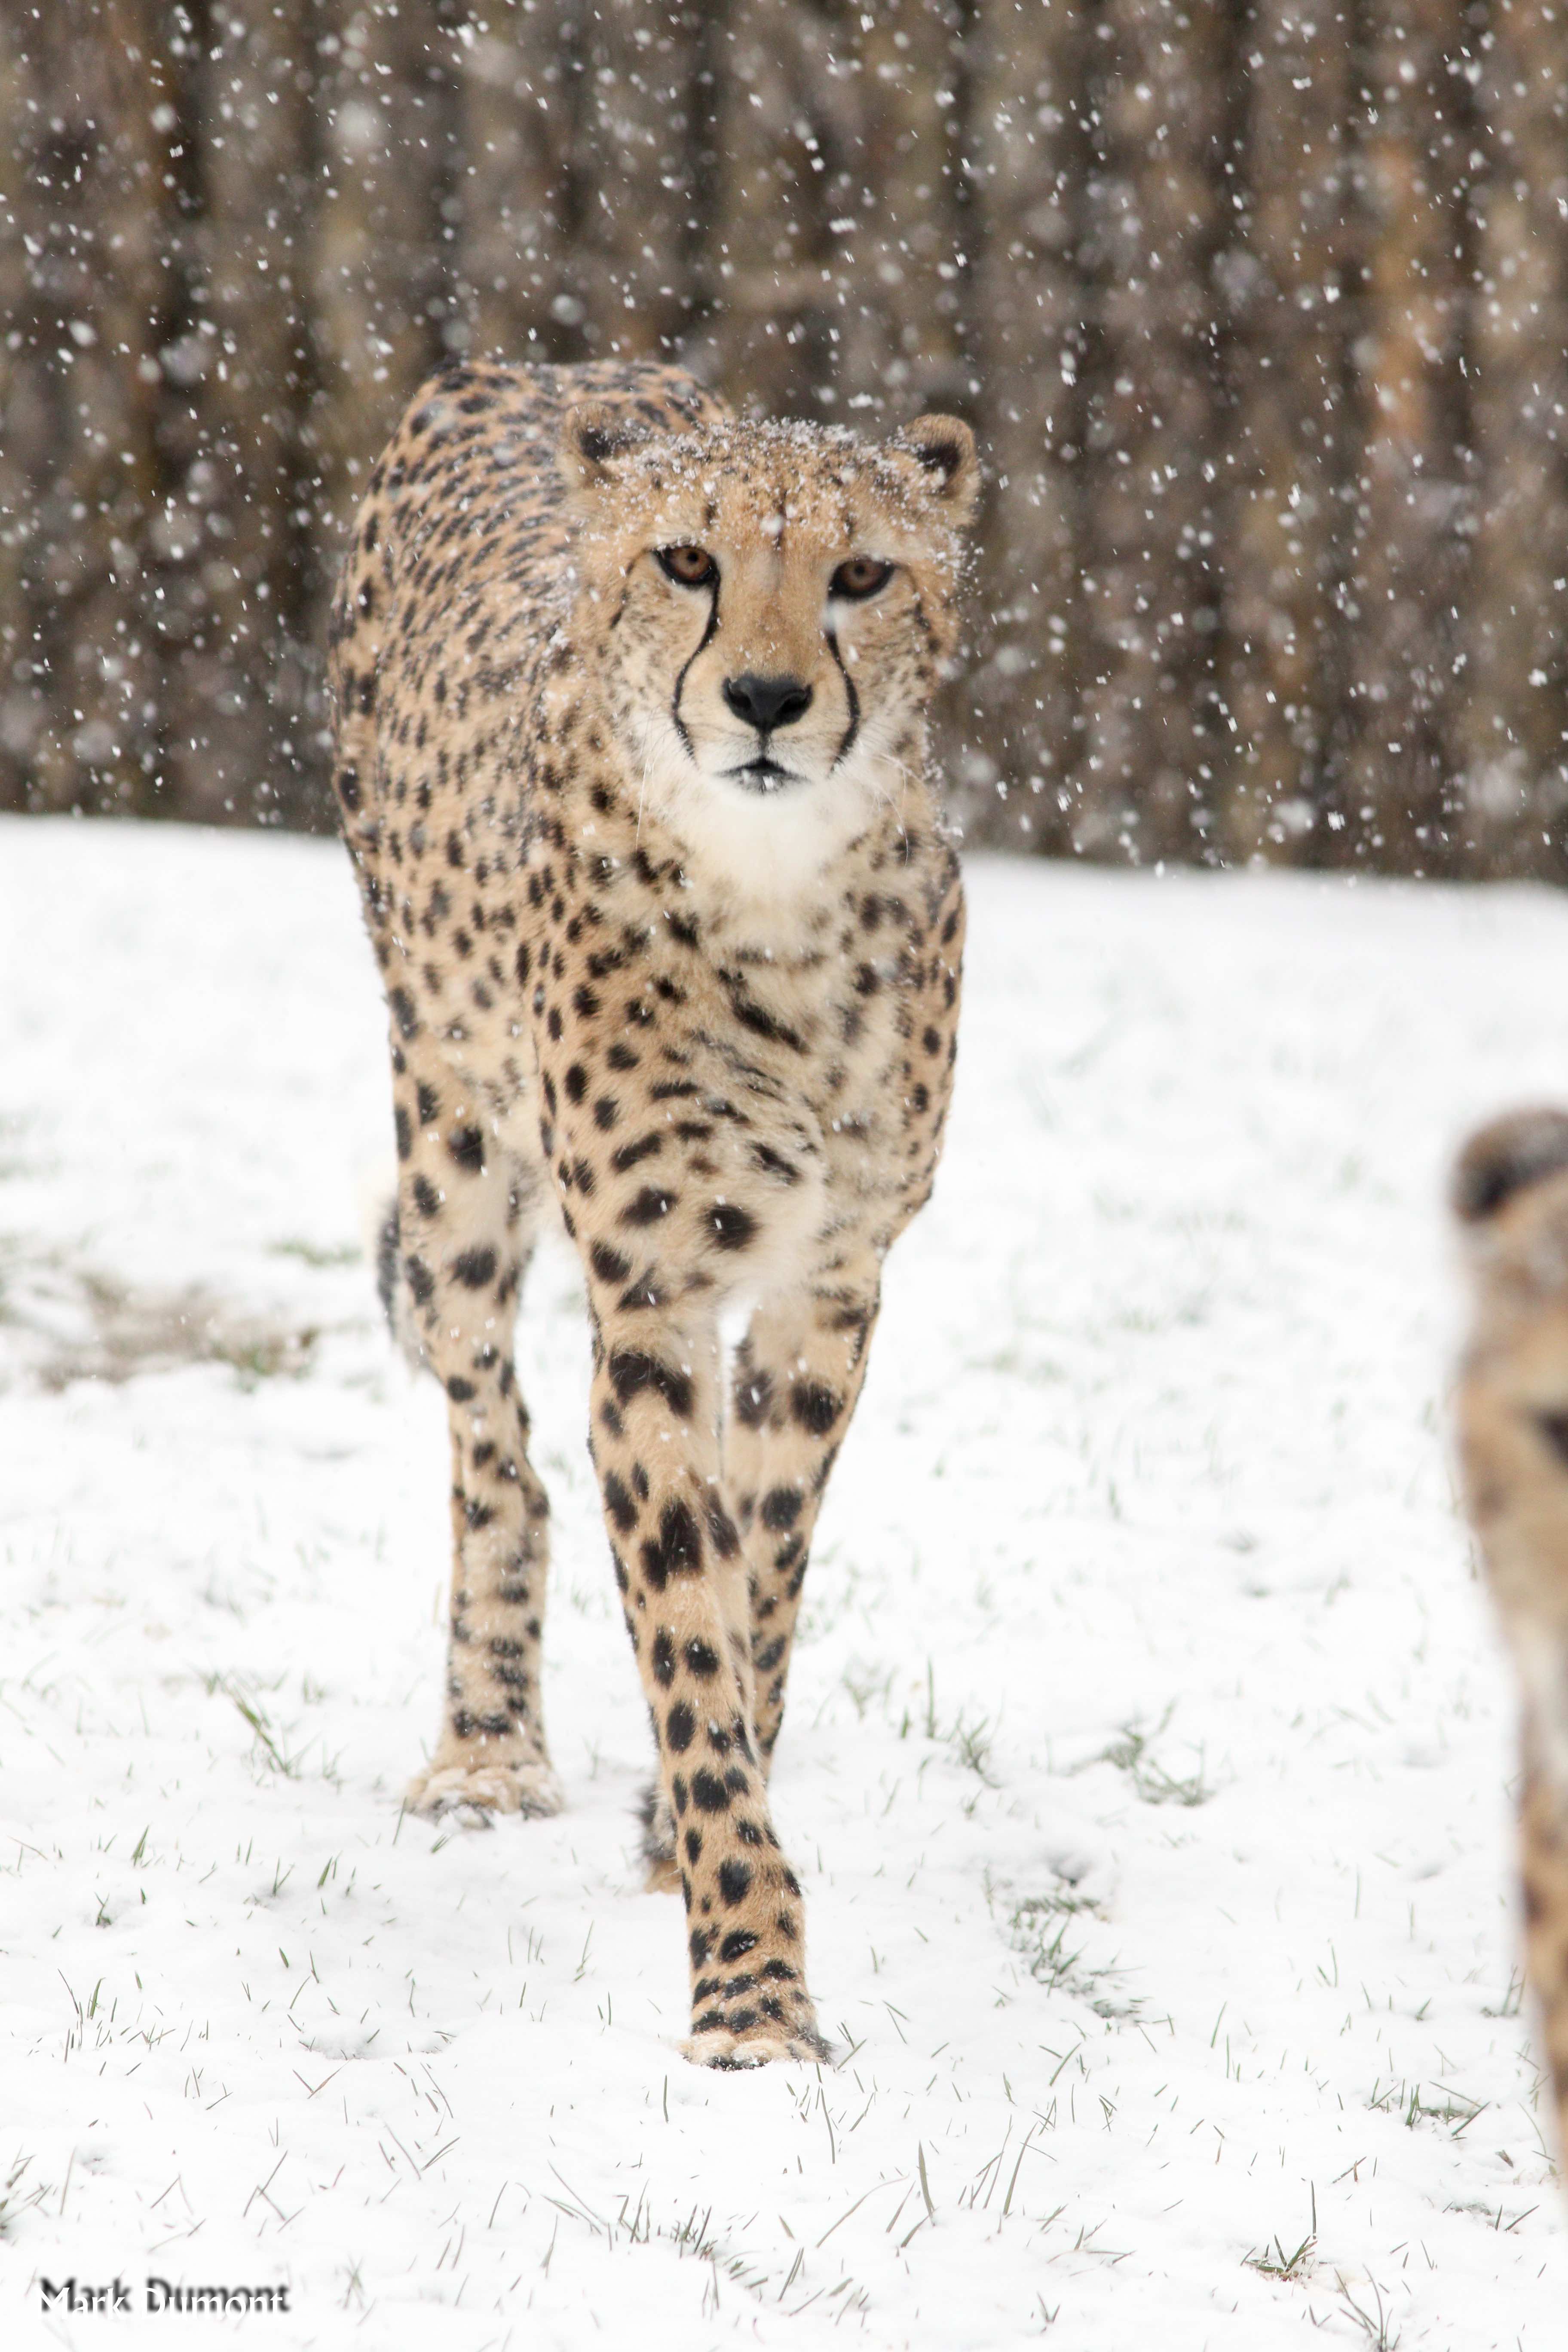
722 672 814 733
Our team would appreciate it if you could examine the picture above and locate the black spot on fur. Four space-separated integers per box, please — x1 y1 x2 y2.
705 1498 741 1558
603 1470 638 1534
707 1201 756 1252
612 1133 662 1171
731 995 803 1051
750 1142 799 1185
452 1246 498 1287
375 1201 401 1333
718 1859 752 1906
666 1701 696 1752
760 1486 802 1531
790 1381 842 1437
608 1349 695 1418
640 1497 703 1589
622 1185 677 1225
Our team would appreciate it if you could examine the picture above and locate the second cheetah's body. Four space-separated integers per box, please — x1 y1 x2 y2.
1454 1110 1568 2177
328 358 977 2064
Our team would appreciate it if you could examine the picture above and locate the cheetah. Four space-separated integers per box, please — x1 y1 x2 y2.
1452 1108 1568 2173
328 358 977 2066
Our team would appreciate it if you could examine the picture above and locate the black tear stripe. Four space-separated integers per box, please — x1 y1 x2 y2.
826 625 860 770
671 580 721 759
606 582 632 634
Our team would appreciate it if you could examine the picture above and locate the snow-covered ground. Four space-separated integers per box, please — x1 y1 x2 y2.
1 816 1564 2349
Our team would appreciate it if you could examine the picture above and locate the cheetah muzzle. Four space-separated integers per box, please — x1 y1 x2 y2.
329 358 977 2068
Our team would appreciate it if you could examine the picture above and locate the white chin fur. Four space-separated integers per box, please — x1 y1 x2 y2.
628 713 906 908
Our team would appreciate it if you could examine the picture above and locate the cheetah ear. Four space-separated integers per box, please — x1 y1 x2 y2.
1453 1109 1568 1225
559 401 653 494
893 413 980 525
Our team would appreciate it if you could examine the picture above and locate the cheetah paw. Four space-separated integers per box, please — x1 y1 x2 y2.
681 2025 833 2070
403 1759 565 1823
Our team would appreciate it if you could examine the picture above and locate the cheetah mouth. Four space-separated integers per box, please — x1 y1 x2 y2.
728 755 805 794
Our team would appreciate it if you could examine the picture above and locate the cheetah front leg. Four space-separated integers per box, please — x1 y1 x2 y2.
587 1300 828 2065
638 1265 882 1881
390 1047 563 1823
727 1265 882 1768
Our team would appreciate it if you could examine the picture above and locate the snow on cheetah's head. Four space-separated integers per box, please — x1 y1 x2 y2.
558 404 978 896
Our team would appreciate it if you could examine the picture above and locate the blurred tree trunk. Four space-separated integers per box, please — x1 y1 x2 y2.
962 0 1086 853
157 0 318 825
0 3 167 817
1216 0 1357 869
824 0 970 423
453 1 576 366
1 0 1566 883
571 0 707 358
702 0 843 415
1458 0 1568 874
1336 0 1472 873
1071 0 1234 867
310 1 455 582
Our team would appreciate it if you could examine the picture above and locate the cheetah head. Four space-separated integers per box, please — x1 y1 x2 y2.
559 405 978 895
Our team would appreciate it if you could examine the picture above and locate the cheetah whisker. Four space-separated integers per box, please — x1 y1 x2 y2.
862 747 916 842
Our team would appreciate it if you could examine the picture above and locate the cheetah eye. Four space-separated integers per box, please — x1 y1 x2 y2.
655 544 717 588
829 556 894 601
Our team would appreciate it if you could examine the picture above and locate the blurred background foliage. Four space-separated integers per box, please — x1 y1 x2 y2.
3 0 1568 874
